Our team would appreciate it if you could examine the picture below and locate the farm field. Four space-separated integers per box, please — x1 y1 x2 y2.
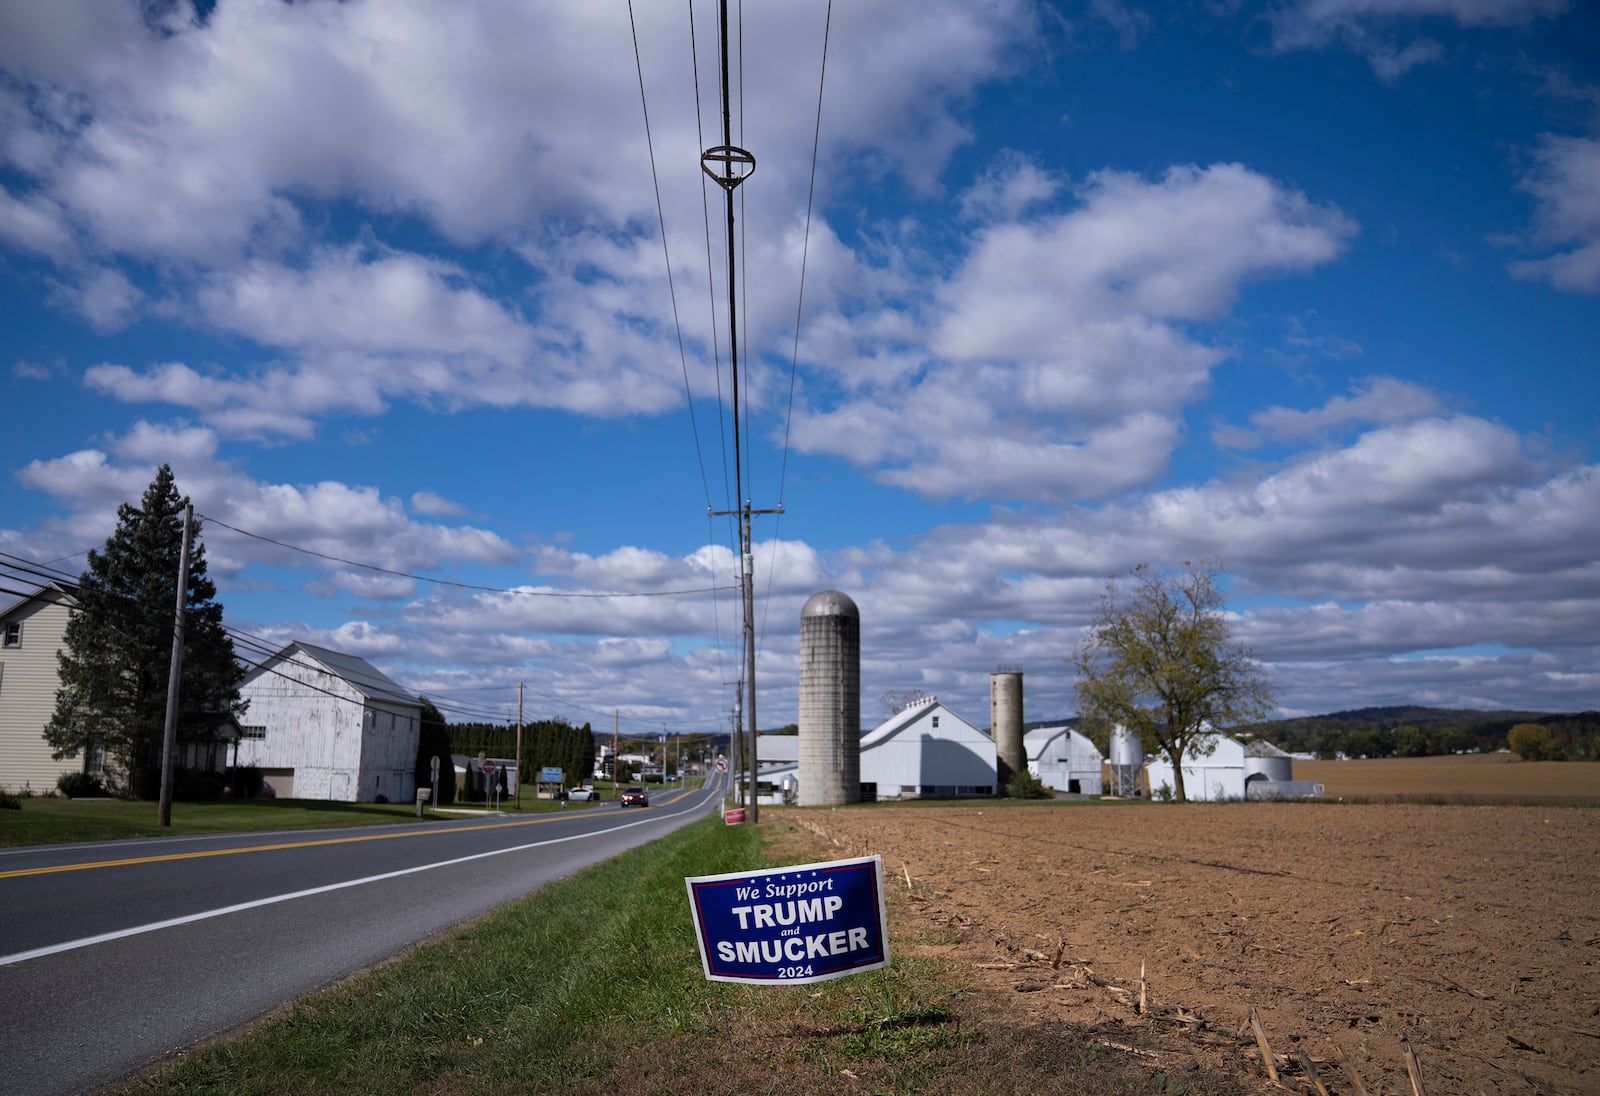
1294 752 1600 802
784 799 1599 1093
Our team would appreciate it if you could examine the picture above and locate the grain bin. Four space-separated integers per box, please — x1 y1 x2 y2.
798 590 860 806
991 670 1025 788
1108 725 1144 797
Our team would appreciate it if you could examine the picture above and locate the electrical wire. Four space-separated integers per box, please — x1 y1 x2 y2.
759 0 833 651
199 513 733 600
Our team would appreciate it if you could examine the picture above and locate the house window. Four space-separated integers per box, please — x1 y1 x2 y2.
2 623 19 647
931 716 940 728
240 725 267 740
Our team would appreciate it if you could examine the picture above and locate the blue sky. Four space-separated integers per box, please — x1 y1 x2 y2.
2 0 1596 737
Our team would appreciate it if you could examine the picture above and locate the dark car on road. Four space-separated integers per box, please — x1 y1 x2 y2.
619 786 649 807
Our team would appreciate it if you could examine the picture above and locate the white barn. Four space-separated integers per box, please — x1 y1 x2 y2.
759 697 998 803
1025 725 1104 795
234 641 420 803
0 583 83 794
1144 733 1248 802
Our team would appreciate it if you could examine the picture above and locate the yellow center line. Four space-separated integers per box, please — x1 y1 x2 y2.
0 811 586 881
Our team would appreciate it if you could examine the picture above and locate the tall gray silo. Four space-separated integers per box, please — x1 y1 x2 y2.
798 590 860 806
1109 725 1144 797
991 670 1025 788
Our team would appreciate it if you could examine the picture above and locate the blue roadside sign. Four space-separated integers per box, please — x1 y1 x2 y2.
685 855 890 985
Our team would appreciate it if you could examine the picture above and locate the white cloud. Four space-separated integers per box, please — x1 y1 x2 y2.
52 267 143 331
1269 0 1566 79
957 153 1065 223
1219 376 1442 448
196 248 532 358
1507 134 1600 294
411 491 465 517
0 186 73 258
792 163 1354 502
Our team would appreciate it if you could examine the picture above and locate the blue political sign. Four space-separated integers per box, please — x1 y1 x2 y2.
685 855 890 985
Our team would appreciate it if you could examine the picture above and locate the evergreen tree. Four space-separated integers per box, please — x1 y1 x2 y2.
414 697 455 805
45 465 245 798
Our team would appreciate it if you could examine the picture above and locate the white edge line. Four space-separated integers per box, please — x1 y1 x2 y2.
1 789 720 968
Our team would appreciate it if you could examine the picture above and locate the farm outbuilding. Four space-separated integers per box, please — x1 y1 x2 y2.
233 641 421 803
1144 733 1248 802
1025 725 1104 795
760 697 998 803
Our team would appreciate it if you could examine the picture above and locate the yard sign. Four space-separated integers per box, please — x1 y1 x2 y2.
685 855 890 985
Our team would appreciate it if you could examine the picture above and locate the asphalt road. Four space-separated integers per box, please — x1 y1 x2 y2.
0 778 725 1096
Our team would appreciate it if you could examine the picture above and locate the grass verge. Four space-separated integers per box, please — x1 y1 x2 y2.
121 815 1249 1096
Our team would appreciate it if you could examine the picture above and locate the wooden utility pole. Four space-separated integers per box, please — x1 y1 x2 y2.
703 0 779 823
515 682 524 808
157 503 194 828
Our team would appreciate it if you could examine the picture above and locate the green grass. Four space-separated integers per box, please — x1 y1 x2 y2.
0 794 601 848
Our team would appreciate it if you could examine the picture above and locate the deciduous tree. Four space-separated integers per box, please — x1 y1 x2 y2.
1071 561 1275 802
1507 723 1554 761
44 465 245 797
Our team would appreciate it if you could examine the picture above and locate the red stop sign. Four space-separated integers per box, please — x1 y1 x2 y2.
482 758 496 776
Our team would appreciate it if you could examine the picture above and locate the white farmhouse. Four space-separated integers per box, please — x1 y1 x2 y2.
1025 725 1104 795
0 582 86 794
759 697 998 803
234 641 420 803
1144 733 1248 802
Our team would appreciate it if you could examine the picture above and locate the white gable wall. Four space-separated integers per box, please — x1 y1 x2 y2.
863 702 997 798
1025 726 1104 795
1144 734 1247 802
234 646 419 803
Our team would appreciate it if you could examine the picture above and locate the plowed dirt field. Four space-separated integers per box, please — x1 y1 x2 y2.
781 802 1599 1093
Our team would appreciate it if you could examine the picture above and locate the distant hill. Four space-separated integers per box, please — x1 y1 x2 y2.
1244 707 1598 761
1021 707 1597 762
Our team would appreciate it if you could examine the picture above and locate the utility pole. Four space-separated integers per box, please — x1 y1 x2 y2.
612 709 620 799
157 503 194 828
515 682 524 809
704 0 779 824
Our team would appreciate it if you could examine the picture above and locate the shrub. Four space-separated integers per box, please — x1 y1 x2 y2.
1006 770 1051 799
229 765 265 798
173 768 226 801
57 771 109 798
0 788 20 810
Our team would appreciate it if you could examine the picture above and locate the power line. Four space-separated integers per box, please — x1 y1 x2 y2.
199 513 732 600
760 0 833 650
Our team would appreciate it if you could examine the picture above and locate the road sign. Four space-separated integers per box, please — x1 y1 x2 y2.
685 855 890 986
482 758 496 776
715 756 728 773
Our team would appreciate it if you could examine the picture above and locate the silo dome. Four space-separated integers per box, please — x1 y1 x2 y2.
798 589 861 806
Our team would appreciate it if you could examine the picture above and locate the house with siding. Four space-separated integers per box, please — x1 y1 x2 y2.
233 641 421 803
0 582 87 794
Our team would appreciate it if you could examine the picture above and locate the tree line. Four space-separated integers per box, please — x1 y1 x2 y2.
1249 706 1600 761
412 700 597 803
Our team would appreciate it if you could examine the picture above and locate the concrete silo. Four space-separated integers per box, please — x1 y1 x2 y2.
1109 725 1144 797
798 590 860 806
990 670 1025 788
